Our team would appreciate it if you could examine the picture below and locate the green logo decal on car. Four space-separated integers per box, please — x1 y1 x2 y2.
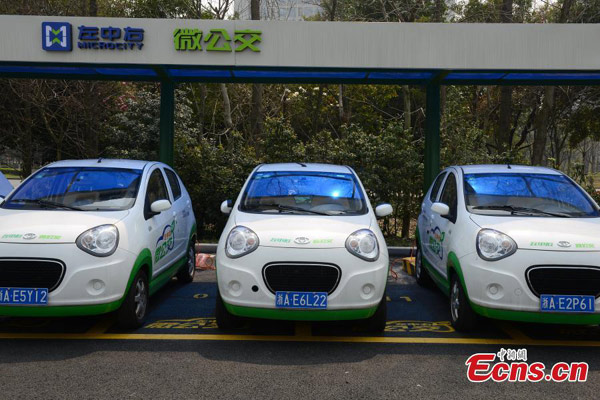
155 220 176 263
530 242 553 247
575 243 595 249
313 239 333 244
429 227 445 259
270 238 291 243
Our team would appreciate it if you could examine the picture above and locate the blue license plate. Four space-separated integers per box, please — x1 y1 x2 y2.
0 287 48 305
275 291 327 309
540 294 595 313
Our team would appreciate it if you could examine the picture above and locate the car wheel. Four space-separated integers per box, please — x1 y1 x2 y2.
359 296 387 333
177 243 196 284
449 274 477 332
215 290 244 329
415 246 433 287
117 269 149 329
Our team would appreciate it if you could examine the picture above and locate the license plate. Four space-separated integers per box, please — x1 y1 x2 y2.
540 294 595 313
0 287 48 306
275 291 327 309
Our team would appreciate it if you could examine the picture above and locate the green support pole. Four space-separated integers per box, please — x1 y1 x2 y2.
424 82 441 192
159 80 175 166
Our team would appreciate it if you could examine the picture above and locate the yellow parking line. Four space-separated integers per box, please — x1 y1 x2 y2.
1 332 600 347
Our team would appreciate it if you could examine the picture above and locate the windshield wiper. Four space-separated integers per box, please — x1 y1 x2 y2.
472 205 570 218
11 198 83 211
249 203 330 216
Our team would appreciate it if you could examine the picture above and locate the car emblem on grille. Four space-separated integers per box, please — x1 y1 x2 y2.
557 241 571 248
294 237 311 245
22 233 37 240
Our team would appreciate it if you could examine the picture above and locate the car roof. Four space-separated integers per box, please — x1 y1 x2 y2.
45 159 156 170
455 164 562 175
256 163 353 174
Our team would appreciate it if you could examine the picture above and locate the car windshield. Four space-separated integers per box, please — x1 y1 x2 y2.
2 167 143 211
464 173 600 218
240 171 368 215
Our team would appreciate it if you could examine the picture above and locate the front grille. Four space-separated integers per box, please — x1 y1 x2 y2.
526 266 600 298
0 259 65 292
263 263 341 294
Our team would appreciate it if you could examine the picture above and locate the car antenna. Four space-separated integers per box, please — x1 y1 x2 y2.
297 162 307 167
507 163 511 169
97 157 102 164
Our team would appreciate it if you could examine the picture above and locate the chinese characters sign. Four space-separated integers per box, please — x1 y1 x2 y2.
173 28 261 52
78 25 144 50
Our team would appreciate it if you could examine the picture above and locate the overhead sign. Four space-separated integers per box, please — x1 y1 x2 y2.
173 28 261 52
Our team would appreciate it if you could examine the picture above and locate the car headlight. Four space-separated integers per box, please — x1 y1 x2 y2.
476 229 517 261
76 225 119 257
226 226 259 258
346 229 379 261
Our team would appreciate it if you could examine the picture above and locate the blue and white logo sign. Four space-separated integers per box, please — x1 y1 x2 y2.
42 22 72 51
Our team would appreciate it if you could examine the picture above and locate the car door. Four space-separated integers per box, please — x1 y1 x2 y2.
428 170 458 279
420 171 447 263
164 167 188 260
144 166 176 277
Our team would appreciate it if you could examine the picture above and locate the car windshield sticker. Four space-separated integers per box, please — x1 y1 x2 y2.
155 220 176 262
429 227 445 259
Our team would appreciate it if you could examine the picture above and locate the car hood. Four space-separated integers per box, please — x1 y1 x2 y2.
234 212 372 249
469 214 600 252
0 209 129 244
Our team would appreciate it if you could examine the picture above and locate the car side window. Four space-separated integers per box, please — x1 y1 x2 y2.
429 172 447 202
164 169 182 201
145 169 169 219
440 172 458 222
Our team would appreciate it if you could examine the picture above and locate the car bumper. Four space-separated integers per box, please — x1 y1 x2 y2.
216 246 388 320
0 243 136 316
459 249 600 323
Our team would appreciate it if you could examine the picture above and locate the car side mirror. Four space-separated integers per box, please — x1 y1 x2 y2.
221 199 233 215
431 202 450 216
375 203 393 218
150 199 171 214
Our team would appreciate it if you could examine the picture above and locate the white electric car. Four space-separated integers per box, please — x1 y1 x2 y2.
0 159 197 328
215 163 393 331
417 164 600 330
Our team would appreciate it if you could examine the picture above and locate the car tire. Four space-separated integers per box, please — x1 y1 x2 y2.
176 242 196 284
215 290 244 329
117 269 149 329
360 296 387 333
449 274 478 332
415 246 433 287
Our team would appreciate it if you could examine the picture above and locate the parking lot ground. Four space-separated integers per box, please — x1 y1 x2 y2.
1 260 600 346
